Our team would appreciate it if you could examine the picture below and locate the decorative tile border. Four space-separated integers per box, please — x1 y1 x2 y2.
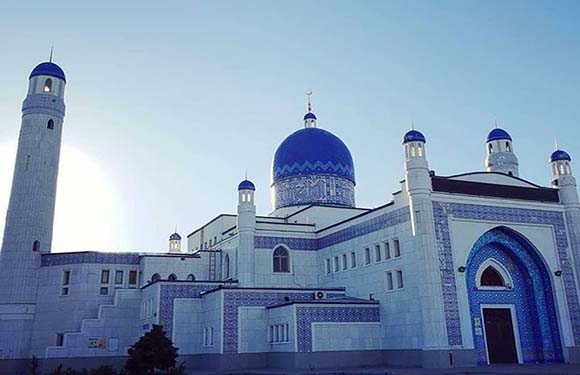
274 160 355 182
466 229 563 364
433 201 580 347
41 252 141 266
273 175 355 209
159 284 217 338
255 207 410 251
296 306 380 352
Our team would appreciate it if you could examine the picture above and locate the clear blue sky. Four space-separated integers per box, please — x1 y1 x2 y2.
1 1 579 252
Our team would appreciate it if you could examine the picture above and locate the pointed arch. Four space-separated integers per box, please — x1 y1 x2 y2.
273 245 290 273
475 258 513 289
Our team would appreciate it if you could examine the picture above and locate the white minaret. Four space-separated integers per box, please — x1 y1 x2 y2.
403 129 448 351
549 148 580 279
485 126 519 177
237 179 256 286
168 232 182 253
0 59 66 358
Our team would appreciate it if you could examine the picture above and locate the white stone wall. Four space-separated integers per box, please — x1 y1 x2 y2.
31 263 139 356
140 255 205 283
312 322 382 352
266 305 295 352
239 307 268 353
172 299 203 354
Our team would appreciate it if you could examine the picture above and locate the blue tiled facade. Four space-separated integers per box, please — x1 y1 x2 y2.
296 306 380 352
223 291 314 353
158 284 218 338
433 201 580 351
273 175 356 209
466 228 563 364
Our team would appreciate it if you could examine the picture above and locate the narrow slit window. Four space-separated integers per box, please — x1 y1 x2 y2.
32 240 40 252
47 119 54 130
44 78 52 93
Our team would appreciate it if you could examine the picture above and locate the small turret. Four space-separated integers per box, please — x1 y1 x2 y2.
549 148 578 207
485 127 519 177
168 232 182 253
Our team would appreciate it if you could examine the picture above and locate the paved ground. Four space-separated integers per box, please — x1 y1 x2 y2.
187 364 580 375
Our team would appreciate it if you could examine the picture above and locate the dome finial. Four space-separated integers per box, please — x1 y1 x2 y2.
411 120 415 130
556 138 560 150
303 90 317 128
49 46 54 63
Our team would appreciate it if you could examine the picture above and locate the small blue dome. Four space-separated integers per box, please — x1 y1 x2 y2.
402 130 426 144
550 150 571 163
29 62 66 82
303 112 317 121
273 127 355 183
238 179 256 191
169 232 181 241
487 128 512 142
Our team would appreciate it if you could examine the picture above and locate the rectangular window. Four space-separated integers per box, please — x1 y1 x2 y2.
214 236 217 244
364 247 370 265
385 241 391 259
342 254 348 270
351 251 356 268
101 270 110 284
62 270 70 286
285 324 289 342
61 287 69 296
56 333 64 346
203 327 208 346
209 327 214 346
396 270 404 289
394 239 401 257
333 256 339 272
375 245 382 262
100 287 108 295
269 325 274 343
386 271 393 290
115 270 123 285
325 259 331 274
129 270 138 286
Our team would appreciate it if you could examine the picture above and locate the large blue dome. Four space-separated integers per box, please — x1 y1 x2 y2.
487 128 512 142
272 127 355 184
29 62 66 82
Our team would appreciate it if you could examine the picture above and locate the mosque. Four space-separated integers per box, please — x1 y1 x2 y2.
1 59 580 372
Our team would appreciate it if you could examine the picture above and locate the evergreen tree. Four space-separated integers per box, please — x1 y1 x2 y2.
125 325 179 375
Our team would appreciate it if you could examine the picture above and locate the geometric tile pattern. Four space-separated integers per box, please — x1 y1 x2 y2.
274 160 355 182
255 207 410 251
273 175 355 209
466 228 563 364
433 201 580 348
296 306 380 352
159 284 217 339
40 252 141 266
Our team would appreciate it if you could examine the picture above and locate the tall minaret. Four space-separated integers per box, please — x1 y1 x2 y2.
237 179 256 286
0 59 66 358
549 148 580 280
485 126 519 177
403 129 448 350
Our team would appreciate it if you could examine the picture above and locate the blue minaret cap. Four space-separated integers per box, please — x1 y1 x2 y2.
304 112 317 121
29 62 66 83
550 149 571 163
169 232 182 241
402 130 426 144
487 128 512 142
238 179 256 191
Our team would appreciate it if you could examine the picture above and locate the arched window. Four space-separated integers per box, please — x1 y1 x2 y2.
480 266 504 287
273 246 290 273
560 164 566 175
151 273 160 282
44 79 52 93
488 144 493 153
417 144 423 157
410 145 416 157
168 273 177 281
186 274 195 281
224 254 230 279
506 141 511 152
32 240 40 252
47 119 54 130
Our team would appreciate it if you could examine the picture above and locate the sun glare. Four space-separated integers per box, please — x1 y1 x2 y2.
0 142 127 252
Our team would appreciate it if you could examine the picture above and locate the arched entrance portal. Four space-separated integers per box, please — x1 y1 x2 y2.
466 227 563 365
